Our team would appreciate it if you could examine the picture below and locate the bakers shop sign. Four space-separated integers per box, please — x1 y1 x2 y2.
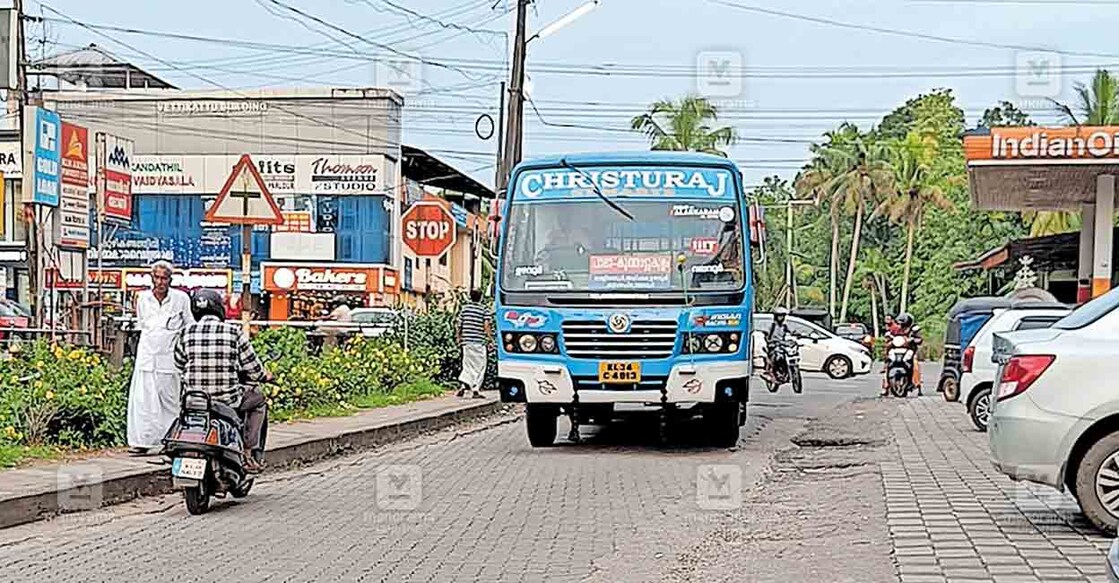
265 265 379 292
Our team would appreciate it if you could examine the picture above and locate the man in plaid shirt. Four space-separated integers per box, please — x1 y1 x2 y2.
174 289 272 472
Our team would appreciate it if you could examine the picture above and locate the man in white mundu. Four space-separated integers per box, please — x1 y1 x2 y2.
127 261 194 454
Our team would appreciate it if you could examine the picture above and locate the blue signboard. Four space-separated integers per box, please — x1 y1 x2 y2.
31 107 61 207
513 166 734 203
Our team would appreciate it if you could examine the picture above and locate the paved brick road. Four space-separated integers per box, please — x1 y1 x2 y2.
886 398 1112 583
0 375 879 583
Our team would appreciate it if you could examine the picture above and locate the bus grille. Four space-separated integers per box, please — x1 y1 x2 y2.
561 320 678 359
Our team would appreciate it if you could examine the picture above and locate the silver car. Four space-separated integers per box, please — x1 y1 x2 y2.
988 287 1119 532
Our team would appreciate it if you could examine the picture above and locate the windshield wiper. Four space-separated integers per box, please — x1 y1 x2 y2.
559 158 635 221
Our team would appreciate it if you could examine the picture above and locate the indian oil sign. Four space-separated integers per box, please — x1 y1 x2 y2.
965 126 1119 163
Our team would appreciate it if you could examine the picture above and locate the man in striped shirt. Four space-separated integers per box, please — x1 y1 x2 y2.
457 289 492 398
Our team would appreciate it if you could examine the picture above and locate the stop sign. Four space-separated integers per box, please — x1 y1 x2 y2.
402 202 457 257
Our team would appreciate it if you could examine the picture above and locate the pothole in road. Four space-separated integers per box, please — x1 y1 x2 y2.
790 436 886 448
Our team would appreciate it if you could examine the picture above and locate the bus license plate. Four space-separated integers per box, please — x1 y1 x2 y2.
172 458 207 480
599 361 641 384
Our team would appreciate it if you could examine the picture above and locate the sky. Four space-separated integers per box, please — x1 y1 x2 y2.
20 0 1119 189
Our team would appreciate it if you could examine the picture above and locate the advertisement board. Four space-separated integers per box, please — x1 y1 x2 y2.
58 122 90 248
100 132 133 223
129 154 388 196
23 106 61 206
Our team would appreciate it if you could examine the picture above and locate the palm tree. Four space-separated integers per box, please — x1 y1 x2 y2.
878 131 954 314
795 125 893 322
631 95 737 156
1041 69 1119 236
1053 69 1119 125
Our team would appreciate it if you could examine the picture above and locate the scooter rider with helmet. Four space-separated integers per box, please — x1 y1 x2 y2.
763 307 792 382
882 312 923 396
173 289 273 473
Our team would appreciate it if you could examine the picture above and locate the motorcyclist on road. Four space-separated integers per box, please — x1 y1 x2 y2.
763 307 792 382
174 289 273 473
881 312 922 396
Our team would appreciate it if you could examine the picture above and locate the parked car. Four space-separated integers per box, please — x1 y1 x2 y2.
349 307 397 337
988 287 1119 532
940 296 1012 402
0 299 32 340
957 303 1070 432
752 313 873 379
834 322 871 345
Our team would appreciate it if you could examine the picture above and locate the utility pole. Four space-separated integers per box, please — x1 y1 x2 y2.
493 81 505 195
13 0 37 326
498 0 528 194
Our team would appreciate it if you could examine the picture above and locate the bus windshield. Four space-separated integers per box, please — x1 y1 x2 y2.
501 196 744 293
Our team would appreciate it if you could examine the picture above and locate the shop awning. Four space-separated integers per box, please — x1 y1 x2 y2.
402 145 495 201
953 228 1119 273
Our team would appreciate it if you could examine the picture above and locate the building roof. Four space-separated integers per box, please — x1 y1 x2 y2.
954 227 1119 273
402 145 494 200
35 44 177 89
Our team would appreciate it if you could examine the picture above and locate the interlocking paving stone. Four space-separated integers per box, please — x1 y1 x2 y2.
884 398 1112 583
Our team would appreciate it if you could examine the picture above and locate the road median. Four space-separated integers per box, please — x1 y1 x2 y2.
0 394 507 529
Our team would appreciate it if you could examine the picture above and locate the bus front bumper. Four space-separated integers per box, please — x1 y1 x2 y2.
498 360 749 405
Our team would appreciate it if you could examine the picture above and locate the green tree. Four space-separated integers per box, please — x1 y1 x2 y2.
879 131 954 313
795 126 853 319
978 101 1035 128
630 95 737 156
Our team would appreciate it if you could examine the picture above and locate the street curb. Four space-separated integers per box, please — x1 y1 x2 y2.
0 398 507 530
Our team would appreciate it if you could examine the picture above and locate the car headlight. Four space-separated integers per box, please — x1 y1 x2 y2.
518 334 538 352
539 335 556 353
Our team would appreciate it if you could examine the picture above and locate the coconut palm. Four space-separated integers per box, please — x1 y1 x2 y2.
878 131 954 314
795 125 893 322
1053 68 1119 125
1021 210 1082 237
630 95 737 156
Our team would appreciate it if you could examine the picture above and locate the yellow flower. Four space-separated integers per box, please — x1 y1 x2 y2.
78 386 87 395
68 349 84 361
294 387 302 396
3 425 15 438
34 380 43 389
34 360 43 369
45 390 54 400
8 343 20 354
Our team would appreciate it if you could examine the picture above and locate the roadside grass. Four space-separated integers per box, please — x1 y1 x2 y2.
1 380 450 468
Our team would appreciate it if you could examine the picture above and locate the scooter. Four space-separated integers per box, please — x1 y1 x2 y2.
884 334 919 398
765 339 803 394
162 387 269 515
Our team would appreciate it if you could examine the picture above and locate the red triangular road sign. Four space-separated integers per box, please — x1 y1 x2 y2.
204 154 284 225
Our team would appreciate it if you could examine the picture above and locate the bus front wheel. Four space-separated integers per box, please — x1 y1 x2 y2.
526 405 558 447
705 402 741 448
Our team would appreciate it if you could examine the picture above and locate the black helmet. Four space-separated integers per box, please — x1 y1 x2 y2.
895 313 914 327
191 288 225 321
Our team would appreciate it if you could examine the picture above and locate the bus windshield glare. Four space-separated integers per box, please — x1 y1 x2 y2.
500 166 744 293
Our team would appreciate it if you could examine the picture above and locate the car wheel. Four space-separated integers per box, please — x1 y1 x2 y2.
824 355 852 380
1074 431 1119 533
968 387 991 432
941 376 960 402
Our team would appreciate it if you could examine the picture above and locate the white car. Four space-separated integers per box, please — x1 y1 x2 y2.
988 288 1119 532
349 307 398 337
752 314 873 379
959 304 1070 432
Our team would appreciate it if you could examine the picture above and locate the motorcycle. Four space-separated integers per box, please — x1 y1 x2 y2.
162 384 270 515
884 333 920 398
765 339 803 394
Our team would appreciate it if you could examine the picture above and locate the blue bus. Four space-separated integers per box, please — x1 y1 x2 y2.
494 152 754 447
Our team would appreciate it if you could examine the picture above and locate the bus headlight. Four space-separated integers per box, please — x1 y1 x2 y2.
518 334 538 352
539 335 557 353
683 332 742 354
703 334 724 353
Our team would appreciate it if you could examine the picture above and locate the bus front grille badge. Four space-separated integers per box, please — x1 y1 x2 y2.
607 313 631 334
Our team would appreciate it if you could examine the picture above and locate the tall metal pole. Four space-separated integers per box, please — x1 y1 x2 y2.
785 200 793 309
14 0 36 326
500 0 528 188
95 132 105 349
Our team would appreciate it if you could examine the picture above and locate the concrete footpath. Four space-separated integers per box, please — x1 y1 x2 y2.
0 394 507 529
